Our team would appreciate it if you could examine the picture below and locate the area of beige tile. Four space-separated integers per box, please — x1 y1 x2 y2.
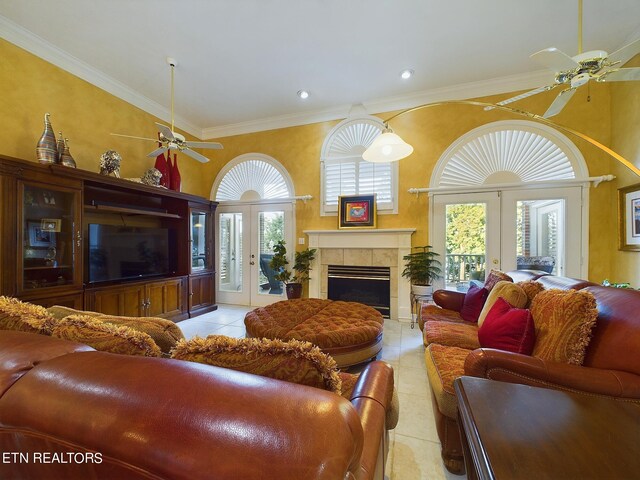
389 266 398 297
320 264 328 294
179 306 454 479
343 248 373 266
372 248 398 267
321 248 344 265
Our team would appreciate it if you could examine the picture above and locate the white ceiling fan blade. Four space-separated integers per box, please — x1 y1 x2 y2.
608 38 640 66
531 47 580 72
155 123 176 141
185 141 224 150
182 148 210 163
147 146 168 158
543 88 577 118
484 85 555 111
111 133 157 142
598 67 640 82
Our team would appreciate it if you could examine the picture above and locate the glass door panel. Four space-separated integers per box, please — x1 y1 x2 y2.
217 210 249 305
19 182 81 293
432 192 501 291
255 210 285 299
190 209 212 272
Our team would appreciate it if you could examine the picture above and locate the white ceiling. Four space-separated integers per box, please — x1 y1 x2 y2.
2 0 639 139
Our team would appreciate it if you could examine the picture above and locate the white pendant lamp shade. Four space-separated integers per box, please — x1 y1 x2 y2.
362 131 414 163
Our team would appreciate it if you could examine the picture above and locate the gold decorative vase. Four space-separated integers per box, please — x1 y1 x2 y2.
60 138 77 168
36 113 58 164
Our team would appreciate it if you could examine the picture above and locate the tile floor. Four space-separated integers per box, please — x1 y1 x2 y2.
179 305 464 480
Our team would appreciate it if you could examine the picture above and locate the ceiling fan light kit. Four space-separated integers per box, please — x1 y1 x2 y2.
492 0 640 118
110 58 222 163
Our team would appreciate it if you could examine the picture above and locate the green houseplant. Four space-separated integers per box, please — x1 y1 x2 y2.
401 245 442 296
270 240 317 299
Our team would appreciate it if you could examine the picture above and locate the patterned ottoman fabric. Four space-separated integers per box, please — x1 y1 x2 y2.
425 344 470 419
245 299 383 350
423 321 480 350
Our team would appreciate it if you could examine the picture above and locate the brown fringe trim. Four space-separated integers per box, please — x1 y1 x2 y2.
0 296 58 334
54 315 161 357
172 335 342 394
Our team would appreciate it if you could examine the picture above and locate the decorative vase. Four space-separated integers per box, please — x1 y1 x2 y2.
154 152 170 188
59 138 77 168
170 153 181 192
285 283 303 299
36 113 58 164
56 132 65 163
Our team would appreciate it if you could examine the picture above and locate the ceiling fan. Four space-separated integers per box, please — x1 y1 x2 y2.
111 58 222 163
491 0 640 118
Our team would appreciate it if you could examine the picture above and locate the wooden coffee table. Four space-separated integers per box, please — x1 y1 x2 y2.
454 376 640 480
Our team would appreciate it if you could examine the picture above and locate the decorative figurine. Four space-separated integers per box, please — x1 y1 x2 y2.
36 113 58 164
99 150 122 177
140 167 163 186
59 138 77 168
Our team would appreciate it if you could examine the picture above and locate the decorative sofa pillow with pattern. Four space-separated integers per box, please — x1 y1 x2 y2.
0 296 57 334
483 269 514 291
171 335 342 394
530 289 598 365
47 305 184 355
51 315 162 357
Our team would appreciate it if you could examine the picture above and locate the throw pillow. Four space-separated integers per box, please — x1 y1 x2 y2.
459 284 489 322
0 296 57 334
51 315 162 357
47 305 185 356
483 269 514 292
530 289 598 365
517 280 545 307
478 297 536 355
477 281 529 327
171 335 342 394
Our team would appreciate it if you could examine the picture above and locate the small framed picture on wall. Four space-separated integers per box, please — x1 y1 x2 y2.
618 182 640 251
338 194 377 229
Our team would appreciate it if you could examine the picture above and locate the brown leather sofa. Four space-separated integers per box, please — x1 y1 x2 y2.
0 331 394 480
422 271 640 474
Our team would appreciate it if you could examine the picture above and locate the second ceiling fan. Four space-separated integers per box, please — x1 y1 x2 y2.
492 0 640 118
112 58 222 163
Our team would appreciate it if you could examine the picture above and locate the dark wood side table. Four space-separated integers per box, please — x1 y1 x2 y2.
454 376 640 480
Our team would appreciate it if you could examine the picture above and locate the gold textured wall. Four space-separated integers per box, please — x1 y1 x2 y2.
610 54 640 287
0 39 201 192
2 38 637 283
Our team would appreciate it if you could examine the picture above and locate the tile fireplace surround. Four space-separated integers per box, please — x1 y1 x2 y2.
304 229 415 321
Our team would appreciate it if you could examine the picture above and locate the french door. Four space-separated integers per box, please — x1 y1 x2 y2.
216 203 293 306
432 187 585 290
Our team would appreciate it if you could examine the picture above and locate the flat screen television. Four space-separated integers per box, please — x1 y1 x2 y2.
88 224 176 284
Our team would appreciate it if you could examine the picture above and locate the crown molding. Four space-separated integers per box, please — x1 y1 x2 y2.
203 70 552 139
0 15 203 139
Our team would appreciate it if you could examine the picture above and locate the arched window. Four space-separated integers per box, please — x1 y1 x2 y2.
320 116 398 215
211 153 294 201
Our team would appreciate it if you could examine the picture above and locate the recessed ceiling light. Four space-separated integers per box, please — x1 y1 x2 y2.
297 90 310 99
400 69 414 80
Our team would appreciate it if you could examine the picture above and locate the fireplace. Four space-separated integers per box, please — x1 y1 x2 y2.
304 229 415 321
327 265 391 318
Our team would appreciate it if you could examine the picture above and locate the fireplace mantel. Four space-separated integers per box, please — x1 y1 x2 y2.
304 229 416 321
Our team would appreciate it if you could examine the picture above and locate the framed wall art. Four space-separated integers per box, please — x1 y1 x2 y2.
338 194 377 229
618 182 640 251
28 221 56 248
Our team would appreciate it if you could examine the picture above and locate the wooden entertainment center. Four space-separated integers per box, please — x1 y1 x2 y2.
0 155 218 321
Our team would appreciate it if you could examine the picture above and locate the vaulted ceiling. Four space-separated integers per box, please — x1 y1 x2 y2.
2 0 639 138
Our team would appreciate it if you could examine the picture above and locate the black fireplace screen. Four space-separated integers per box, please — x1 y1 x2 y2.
327 265 391 318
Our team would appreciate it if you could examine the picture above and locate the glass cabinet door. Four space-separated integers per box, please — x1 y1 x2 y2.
190 208 213 273
18 181 82 293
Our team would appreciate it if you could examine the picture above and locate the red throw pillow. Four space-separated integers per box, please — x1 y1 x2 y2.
459 285 489 322
478 297 536 355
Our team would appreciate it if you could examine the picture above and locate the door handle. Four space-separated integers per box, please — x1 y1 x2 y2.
249 261 255 265
492 259 499 265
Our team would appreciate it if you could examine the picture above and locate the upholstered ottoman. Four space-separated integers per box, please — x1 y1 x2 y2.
244 298 384 368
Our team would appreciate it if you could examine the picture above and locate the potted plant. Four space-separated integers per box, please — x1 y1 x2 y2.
270 240 317 299
402 245 442 296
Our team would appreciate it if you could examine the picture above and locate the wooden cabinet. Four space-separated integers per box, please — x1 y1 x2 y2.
85 277 187 319
0 155 216 321
189 273 215 317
